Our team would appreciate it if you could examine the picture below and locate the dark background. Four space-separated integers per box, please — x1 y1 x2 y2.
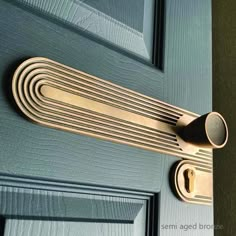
213 0 236 235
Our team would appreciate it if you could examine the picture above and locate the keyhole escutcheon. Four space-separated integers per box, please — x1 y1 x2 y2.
184 169 196 193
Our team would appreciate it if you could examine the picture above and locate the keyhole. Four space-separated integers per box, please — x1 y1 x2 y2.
184 169 196 193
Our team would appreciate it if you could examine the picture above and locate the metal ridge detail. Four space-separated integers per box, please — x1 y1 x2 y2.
12 57 212 167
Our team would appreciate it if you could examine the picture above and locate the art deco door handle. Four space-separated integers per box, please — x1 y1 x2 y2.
12 57 228 205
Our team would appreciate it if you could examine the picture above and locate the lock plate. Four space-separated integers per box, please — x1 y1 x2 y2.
173 161 212 205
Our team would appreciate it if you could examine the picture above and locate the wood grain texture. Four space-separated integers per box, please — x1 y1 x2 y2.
0 186 146 221
0 0 213 234
0 0 164 192
12 0 155 61
164 0 212 114
4 219 135 236
0 185 150 235
158 0 213 235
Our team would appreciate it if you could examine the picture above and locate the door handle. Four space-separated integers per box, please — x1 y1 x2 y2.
12 57 228 205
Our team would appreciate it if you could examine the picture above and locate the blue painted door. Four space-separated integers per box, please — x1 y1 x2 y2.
0 0 213 235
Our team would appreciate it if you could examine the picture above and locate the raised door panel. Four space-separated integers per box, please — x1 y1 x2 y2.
12 0 160 63
0 0 164 192
5 220 137 236
0 0 213 235
0 184 156 235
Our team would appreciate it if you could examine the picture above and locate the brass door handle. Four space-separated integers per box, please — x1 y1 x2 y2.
11 57 228 205
180 112 228 149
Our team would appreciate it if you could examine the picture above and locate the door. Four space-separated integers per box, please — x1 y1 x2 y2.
0 0 213 235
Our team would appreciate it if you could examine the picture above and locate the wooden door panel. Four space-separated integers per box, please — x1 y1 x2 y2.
163 0 212 113
13 0 157 62
0 184 154 235
0 0 213 235
4 220 139 236
0 0 164 192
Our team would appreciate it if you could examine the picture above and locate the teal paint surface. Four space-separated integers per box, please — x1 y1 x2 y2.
0 0 213 235
12 0 155 61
